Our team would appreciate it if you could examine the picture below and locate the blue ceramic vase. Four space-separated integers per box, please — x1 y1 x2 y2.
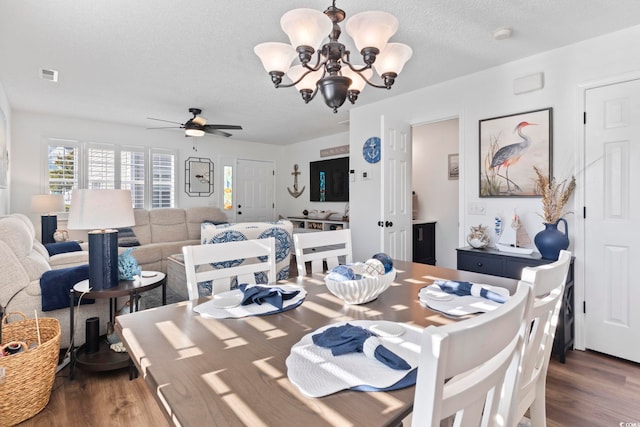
534 218 569 260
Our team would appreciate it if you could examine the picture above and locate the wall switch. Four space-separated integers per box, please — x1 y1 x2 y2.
468 202 486 215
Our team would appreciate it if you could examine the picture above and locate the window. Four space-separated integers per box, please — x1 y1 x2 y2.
121 149 146 208
47 139 79 209
151 151 175 208
47 139 176 209
223 165 233 210
87 145 115 189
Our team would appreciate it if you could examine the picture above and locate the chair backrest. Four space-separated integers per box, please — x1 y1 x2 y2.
182 237 276 300
412 282 531 426
293 229 352 276
507 250 572 425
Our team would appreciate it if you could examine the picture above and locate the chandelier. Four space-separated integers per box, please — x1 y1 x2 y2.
254 1 412 113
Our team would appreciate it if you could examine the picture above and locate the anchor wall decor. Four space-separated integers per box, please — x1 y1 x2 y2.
287 164 305 198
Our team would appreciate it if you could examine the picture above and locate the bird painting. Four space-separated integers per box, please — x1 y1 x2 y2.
489 121 537 193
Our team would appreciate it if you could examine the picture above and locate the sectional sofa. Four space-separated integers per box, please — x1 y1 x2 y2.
123 207 228 273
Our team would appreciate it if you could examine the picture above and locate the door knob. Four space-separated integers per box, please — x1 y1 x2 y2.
238 211 242 215
385 221 393 227
377 221 384 227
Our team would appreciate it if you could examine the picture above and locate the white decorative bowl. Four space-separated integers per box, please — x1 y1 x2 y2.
325 269 397 304
309 211 334 220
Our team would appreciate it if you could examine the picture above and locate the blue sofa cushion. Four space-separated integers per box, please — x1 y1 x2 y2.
45 241 82 256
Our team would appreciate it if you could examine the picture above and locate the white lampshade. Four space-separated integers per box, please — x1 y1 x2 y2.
280 8 332 51
67 189 135 230
31 194 65 214
345 11 398 53
287 65 324 91
340 66 373 92
254 42 297 74
373 43 413 76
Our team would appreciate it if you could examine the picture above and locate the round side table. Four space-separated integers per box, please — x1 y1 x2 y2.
69 271 166 379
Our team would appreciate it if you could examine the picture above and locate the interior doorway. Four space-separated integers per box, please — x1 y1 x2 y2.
412 118 460 268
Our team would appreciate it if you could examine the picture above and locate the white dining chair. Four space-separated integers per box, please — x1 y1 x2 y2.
411 282 531 427
293 229 352 275
505 250 572 427
182 237 277 300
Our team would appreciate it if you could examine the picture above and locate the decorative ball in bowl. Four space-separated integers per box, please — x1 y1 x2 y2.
325 269 396 304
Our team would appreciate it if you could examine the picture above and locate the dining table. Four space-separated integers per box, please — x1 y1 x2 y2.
115 260 518 427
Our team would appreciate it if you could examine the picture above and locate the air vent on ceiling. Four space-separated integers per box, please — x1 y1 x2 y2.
40 68 59 82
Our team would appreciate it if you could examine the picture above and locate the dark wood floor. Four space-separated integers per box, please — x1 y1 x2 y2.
16 349 640 426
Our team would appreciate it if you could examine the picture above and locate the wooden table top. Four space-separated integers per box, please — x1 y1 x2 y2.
115 260 517 427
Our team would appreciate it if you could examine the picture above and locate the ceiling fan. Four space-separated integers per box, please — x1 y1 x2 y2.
147 108 242 138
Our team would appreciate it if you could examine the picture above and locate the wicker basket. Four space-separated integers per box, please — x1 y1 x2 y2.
0 312 61 427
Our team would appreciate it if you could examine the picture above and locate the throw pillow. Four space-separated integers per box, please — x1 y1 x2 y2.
117 227 140 247
44 241 82 256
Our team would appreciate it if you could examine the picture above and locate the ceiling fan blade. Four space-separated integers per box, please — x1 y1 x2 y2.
147 117 184 125
147 126 183 130
204 128 232 137
204 124 243 130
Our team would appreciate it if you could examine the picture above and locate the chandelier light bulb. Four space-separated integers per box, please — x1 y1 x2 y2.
280 8 332 51
341 66 372 92
345 11 398 53
254 42 297 74
373 43 413 76
287 65 325 92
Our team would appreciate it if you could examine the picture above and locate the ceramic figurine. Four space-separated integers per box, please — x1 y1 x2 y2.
467 224 490 249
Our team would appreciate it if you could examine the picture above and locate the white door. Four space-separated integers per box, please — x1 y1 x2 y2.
380 115 412 261
236 159 275 222
584 79 640 362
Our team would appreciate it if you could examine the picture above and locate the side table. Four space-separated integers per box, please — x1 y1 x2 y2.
456 247 575 363
69 271 166 379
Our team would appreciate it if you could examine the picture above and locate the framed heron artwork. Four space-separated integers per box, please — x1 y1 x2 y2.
479 107 552 197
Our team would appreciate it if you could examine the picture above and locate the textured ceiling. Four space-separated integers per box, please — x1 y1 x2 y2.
1 0 639 145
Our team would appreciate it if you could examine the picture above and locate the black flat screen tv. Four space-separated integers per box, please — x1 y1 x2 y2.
309 157 349 202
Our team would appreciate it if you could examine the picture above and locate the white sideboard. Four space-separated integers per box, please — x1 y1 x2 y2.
287 216 349 233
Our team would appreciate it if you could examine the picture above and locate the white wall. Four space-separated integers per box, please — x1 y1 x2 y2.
0 81 10 215
276 132 351 220
10 110 284 229
413 119 459 268
349 24 640 263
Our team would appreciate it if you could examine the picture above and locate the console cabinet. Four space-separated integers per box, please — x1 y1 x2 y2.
413 221 436 265
287 217 349 233
457 246 575 363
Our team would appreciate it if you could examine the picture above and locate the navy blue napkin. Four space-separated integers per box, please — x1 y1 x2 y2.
312 323 411 371
434 280 507 304
239 284 300 310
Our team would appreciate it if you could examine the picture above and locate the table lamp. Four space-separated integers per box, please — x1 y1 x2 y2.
31 194 65 244
67 189 135 290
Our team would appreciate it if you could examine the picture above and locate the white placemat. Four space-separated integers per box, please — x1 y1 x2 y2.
193 284 306 318
419 283 510 317
286 320 422 397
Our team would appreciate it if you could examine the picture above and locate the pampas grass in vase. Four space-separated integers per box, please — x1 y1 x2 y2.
533 166 576 259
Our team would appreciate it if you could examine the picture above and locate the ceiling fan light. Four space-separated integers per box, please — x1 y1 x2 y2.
346 11 398 52
185 128 205 137
280 8 332 51
373 42 413 76
341 66 373 92
287 65 324 91
254 42 297 73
